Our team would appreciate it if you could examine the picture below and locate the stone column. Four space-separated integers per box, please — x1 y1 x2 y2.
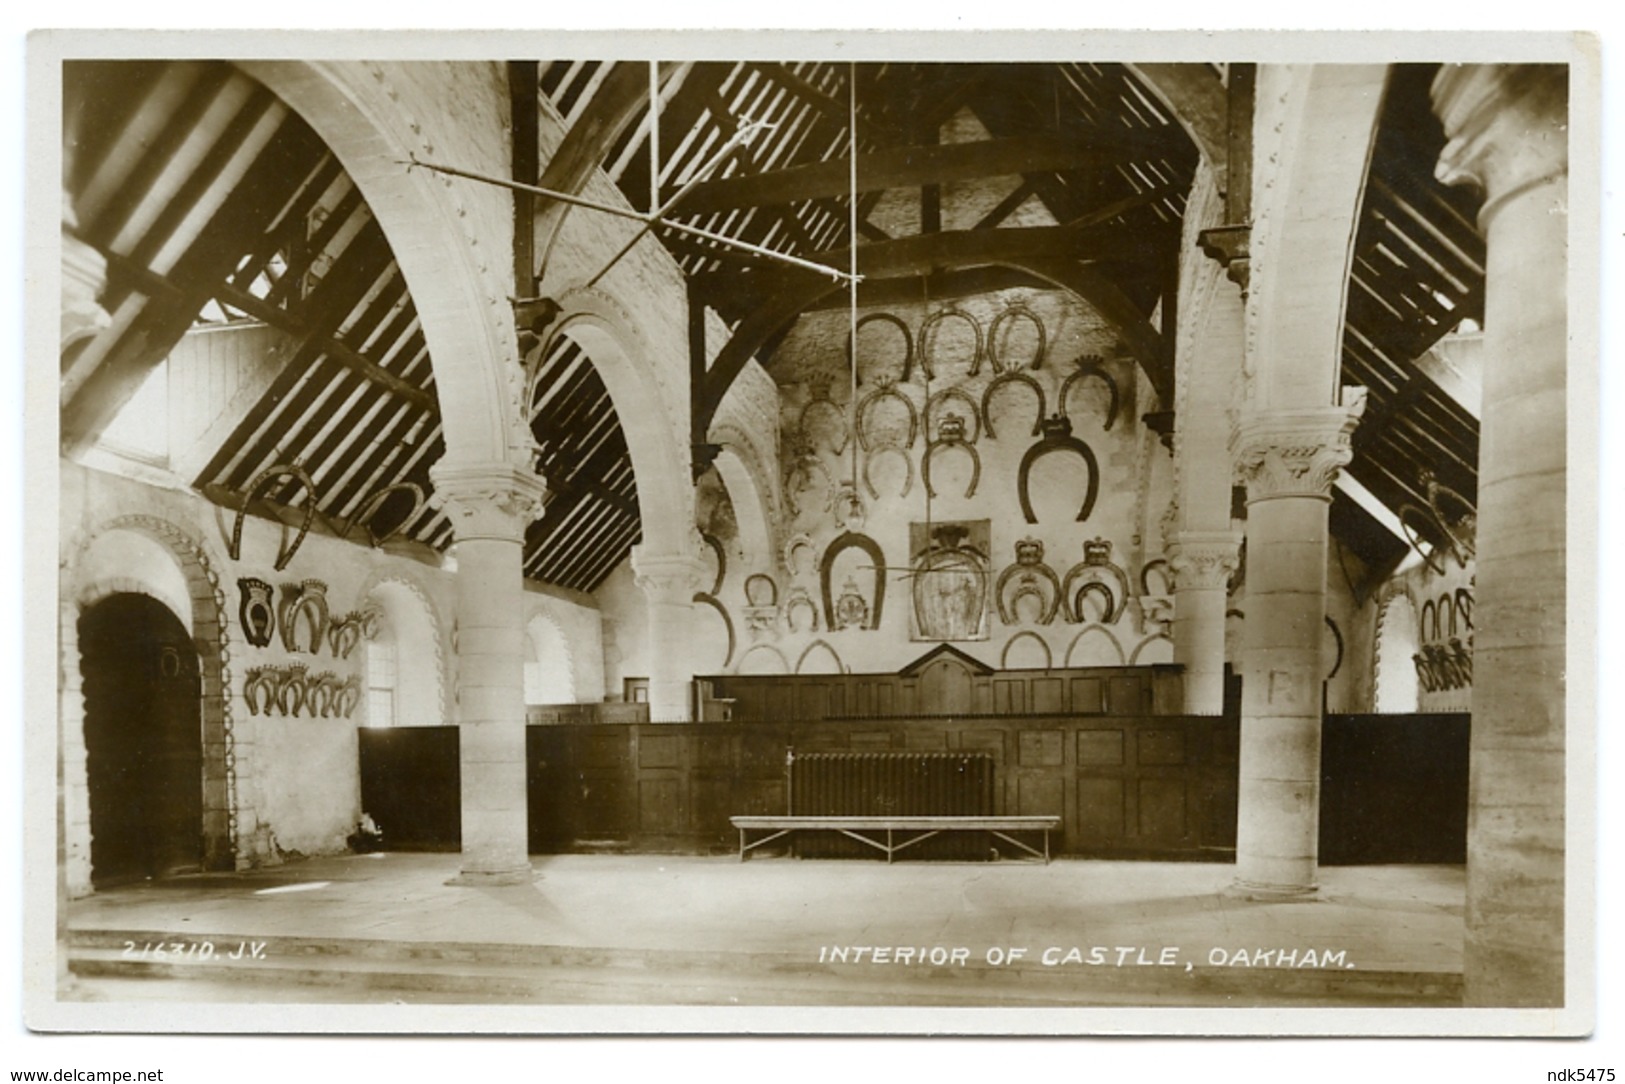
431 461 548 885
1167 531 1243 715
1433 64 1568 1008
1229 399 1363 897
631 544 705 723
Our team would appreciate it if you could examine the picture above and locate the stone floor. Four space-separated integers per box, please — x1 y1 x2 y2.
58 850 1467 1014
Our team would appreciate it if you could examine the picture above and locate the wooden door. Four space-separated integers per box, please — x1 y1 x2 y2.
80 594 203 886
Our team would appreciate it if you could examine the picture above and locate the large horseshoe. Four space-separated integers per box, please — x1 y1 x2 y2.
1018 434 1100 524
230 463 318 571
862 444 914 500
340 482 427 549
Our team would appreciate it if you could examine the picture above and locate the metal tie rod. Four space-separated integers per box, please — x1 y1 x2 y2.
404 155 861 286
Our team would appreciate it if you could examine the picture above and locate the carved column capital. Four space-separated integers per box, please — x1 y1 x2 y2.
429 460 547 544
630 544 705 605
1432 64 1568 228
1231 391 1366 504
1168 530 1244 591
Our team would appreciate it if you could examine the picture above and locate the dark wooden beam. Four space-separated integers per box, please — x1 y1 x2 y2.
689 222 1172 308
668 135 1131 217
1226 63 1254 222
510 61 540 298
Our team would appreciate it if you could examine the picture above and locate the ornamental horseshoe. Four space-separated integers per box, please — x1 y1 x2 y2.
863 444 914 500
981 370 1047 440
1017 414 1101 524
994 538 1062 625
849 311 916 385
819 531 885 631
1059 356 1121 431
339 482 427 549
1060 538 1130 624
855 378 919 450
986 303 1047 373
921 413 980 499
924 386 981 444
916 308 984 381
229 462 318 571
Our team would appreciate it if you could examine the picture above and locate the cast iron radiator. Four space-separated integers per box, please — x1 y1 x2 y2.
788 751 996 860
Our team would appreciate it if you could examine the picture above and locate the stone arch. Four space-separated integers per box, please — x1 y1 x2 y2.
1374 587 1421 713
62 514 241 895
710 439 776 575
1001 631 1053 670
1065 625 1127 667
544 293 692 556
735 643 791 676
358 570 448 727
796 639 845 675
524 609 577 706
1129 634 1175 665
235 61 526 466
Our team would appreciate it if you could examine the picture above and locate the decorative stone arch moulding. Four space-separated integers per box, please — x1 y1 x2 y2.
796 638 846 675
735 643 791 676
238 61 528 465
1128 633 1174 665
545 288 694 548
709 419 783 570
63 513 245 891
357 568 450 724
1065 625 1127 667
523 598 582 706
1371 579 1423 711
1001 630 1054 670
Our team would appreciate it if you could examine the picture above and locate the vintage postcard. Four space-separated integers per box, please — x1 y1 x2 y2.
20 26 1602 1054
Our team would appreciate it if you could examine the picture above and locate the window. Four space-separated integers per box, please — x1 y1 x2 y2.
366 625 397 728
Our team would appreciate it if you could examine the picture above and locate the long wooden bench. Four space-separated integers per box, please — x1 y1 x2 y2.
729 815 1061 864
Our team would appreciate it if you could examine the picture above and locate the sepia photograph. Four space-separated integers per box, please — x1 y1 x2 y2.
19 23 1603 1055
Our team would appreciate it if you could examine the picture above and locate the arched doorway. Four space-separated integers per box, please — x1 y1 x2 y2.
79 593 203 886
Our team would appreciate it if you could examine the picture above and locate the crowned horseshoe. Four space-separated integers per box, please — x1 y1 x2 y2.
982 370 1047 440
921 413 980 499
855 379 919 450
1059 357 1121 431
917 308 984 381
1018 414 1101 524
995 538 1062 625
924 387 981 444
987 304 1047 373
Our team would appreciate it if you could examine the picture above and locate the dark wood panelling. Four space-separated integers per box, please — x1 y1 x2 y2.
359 727 460 851
1319 713 1469 865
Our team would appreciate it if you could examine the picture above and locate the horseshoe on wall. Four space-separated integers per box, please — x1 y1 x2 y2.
987 303 1047 373
921 437 981 500
862 444 914 500
819 531 885 631
995 562 1062 625
784 454 834 518
981 371 1047 440
1059 357 1121 431
692 592 737 670
923 387 982 444
1018 417 1101 524
782 588 820 633
917 308 984 381
798 395 851 456
339 482 427 549
855 381 919 450
230 462 318 571
700 532 727 596
849 311 916 385
1068 580 1119 626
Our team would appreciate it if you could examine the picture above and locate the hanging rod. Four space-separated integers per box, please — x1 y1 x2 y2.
404 155 862 286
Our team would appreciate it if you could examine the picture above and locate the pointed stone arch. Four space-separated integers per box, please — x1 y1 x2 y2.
1065 625 1127 668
